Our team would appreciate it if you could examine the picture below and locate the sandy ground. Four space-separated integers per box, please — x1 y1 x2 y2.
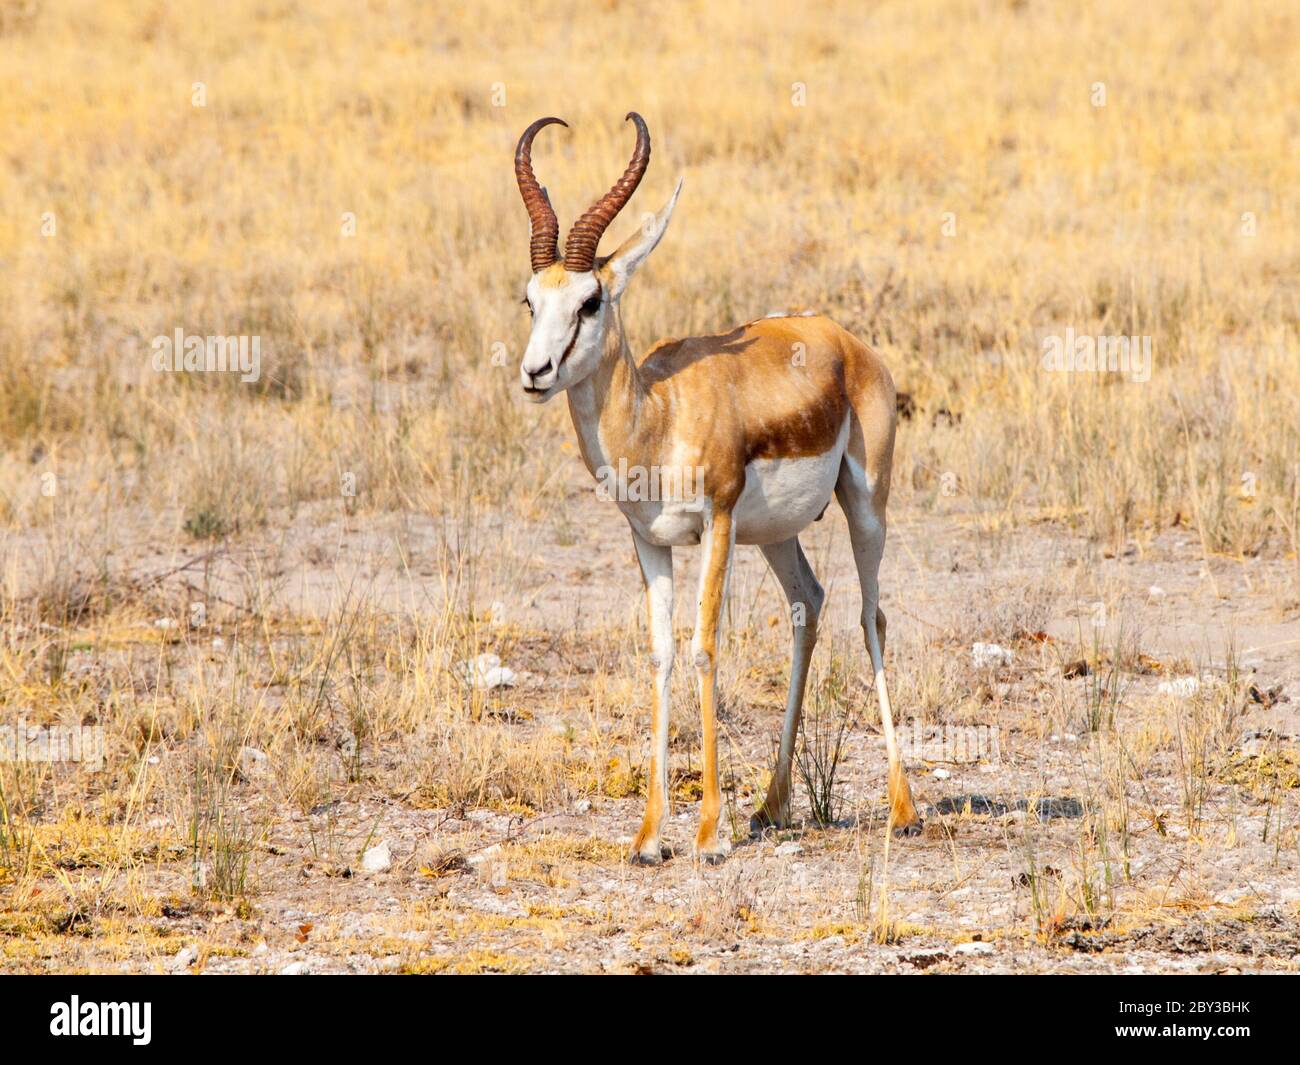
4 469 1299 974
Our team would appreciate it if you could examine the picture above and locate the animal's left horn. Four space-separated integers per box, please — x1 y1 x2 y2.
515 116 568 273
563 112 651 273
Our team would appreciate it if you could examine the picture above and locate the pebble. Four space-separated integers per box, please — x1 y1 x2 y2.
361 841 392 873
468 844 506 887
1157 676 1201 697
238 746 271 779
971 643 1015 668
459 653 517 690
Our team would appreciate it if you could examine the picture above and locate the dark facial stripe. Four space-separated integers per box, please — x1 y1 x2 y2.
557 282 601 370
557 321 579 369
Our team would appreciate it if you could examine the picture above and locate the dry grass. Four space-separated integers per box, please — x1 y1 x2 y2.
0 0 1297 973
1 0 1297 550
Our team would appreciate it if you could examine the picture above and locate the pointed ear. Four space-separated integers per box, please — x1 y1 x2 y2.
599 178 683 300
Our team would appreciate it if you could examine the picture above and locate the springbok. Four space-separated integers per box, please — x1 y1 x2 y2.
514 112 921 864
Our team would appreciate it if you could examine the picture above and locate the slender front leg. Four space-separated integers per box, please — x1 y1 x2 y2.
629 530 674 865
693 509 734 863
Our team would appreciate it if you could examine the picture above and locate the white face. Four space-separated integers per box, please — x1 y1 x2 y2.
519 269 607 402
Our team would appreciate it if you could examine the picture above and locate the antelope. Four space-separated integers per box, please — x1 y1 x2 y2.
513 112 922 864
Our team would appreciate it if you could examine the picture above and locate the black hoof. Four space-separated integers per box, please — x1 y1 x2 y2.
628 850 662 867
628 843 674 866
749 811 790 837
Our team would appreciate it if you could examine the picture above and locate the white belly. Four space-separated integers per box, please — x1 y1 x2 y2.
734 417 848 545
609 419 849 548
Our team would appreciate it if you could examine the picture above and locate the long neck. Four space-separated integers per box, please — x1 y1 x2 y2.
566 301 648 475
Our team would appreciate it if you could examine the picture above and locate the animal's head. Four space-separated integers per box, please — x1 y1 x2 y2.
514 112 682 402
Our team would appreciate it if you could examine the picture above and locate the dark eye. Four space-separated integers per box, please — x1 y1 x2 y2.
581 294 601 317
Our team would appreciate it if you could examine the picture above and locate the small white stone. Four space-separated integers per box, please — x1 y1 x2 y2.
360 841 392 873
932 768 951 780
574 799 593 814
468 843 503 865
278 961 309 975
774 842 804 857
481 665 517 689
458 653 517 690
153 617 177 630
954 941 994 955
1157 676 1201 697
1148 585 1166 599
167 946 196 971
971 642 1014 668
467 844 507 886
238 746 271 779
465 857 509 888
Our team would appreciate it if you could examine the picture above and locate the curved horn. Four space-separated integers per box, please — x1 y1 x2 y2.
564 112 651 273
515 116 568 273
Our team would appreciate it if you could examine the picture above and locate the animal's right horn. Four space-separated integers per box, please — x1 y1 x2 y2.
515 116 568 273
563 112 651 273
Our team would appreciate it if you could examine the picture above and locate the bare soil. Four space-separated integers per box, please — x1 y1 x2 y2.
4 477 1299 974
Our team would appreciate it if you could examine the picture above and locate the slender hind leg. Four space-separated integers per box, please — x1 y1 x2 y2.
751 537 824 832
836 456 922 837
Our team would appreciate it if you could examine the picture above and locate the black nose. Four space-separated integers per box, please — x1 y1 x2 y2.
523 362 554 390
